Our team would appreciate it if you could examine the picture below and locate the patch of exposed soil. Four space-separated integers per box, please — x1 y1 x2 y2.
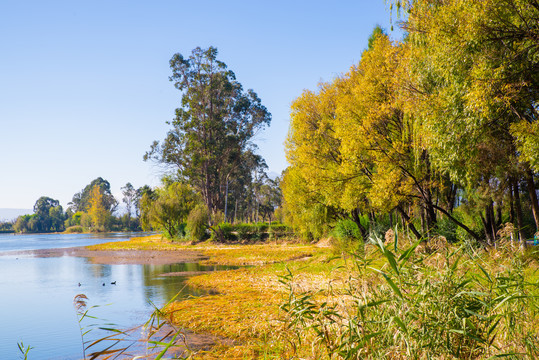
7 247 208 265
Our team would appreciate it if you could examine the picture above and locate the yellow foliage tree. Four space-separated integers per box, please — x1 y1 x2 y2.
88 185 109 232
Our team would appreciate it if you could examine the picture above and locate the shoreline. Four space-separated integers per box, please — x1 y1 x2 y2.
0 241 236 357
2 245 209 265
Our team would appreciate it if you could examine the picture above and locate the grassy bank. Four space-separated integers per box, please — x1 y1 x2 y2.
88 235 539 359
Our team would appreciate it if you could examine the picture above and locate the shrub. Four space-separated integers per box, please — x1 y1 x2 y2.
186 204 208 242
435 216 458 243
268 223 293 240
333 219 361 240
331 219 363 255
211 222 236 242
235 223 252 239
65 225 83 233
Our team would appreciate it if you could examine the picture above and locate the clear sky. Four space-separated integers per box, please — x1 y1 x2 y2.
0 0 402 210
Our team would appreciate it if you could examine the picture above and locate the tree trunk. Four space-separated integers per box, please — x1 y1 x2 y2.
480 201 496 246
509 182 515 224
234 198 238 224
420 208 426 236
447 183 457 214
525 168 539 232
351 208 369 241
496 202 503 227
513 178 527 248
396 205 422 240
224 179 229 223
422 151 437 233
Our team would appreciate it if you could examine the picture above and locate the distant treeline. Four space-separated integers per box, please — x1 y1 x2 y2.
8 178 145 234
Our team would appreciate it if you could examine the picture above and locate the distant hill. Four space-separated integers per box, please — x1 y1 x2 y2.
0 209 32 222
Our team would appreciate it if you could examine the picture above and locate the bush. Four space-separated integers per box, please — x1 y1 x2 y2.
203 222 294 242
331 219 363 255
235 223 251 239
333 219 361 240
435 216 458 243
268 223 293 240
211 222 236 242
65 225 83 233
186 204 208 242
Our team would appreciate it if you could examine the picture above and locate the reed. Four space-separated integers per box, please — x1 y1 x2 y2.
280 235 539 359
17 341 32 359
72 292 192 359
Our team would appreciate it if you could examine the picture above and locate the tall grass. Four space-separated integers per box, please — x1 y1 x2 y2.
280 235 539 359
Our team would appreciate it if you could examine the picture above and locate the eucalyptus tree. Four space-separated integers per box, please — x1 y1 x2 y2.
145 47 271 223
121 182 137 228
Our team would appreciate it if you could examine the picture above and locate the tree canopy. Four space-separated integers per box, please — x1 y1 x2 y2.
283 9 539 247
69 177 118 213
144 46 271 223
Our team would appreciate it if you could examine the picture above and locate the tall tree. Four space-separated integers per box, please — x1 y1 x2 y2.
69 177 118 213
121 182 137 228
400 0 539 244
33 196 65 233
87 185 109 231
144 46 271 223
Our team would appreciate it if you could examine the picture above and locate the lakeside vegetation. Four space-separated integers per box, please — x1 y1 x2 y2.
88 233 539 359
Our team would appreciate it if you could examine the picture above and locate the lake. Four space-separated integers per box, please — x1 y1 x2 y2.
0 233 226 359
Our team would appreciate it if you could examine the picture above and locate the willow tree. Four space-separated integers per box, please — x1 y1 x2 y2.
139 182 200 238
283 79 362 239
397 0 539 245
145 47 271 223
284 29 486 242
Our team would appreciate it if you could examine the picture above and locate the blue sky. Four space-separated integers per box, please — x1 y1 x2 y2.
0 0 402 210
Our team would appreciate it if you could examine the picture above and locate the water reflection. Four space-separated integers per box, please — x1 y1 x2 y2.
0 254 234 360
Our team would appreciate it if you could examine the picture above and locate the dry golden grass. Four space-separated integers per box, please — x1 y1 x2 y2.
88 234 322 266
88 234 539 359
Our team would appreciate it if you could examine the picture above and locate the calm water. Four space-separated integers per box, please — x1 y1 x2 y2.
0 232 147 252
0 233 228 359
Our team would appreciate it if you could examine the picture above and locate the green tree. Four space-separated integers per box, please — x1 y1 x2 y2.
35 197 66 232
139 181 200 238
144 46 271 224
69 177 118 213
121 182 137 230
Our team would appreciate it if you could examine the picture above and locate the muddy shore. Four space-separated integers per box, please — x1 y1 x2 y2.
6 246 209 265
